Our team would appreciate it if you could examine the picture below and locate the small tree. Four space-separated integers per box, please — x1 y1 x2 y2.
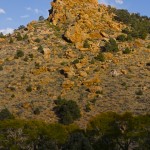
39 16 45 21
116 34 126 42
104 38 119 52
0 108 14 121
54 99 81 125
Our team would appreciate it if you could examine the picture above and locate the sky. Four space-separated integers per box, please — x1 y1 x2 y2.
0 0 150 34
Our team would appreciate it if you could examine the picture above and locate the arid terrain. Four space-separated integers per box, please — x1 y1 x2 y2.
0 0 150 127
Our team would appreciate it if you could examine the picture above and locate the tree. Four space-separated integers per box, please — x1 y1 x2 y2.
54 99 81 125
63 132 93 150
0 108 14 121
18 25 25 30
104 38 119 52
39 16 45 21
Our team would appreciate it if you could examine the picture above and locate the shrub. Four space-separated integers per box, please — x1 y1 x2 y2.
26 85 32 92
72 59 79 64
33 108 41 115
16 32 23 41
95 53 105 62
38 45 44 54
63 132 93 150
9 37 14 43
23 34 28 40
83 40 90 48
116 34 126 42
147 45 150 49
146 62 150 66
104 38 119 52
54 99 81 125
135 90 143 95
18 25 25 30
0 65 3 71
123 47 131 54
14 50 24 59
39 16 45 21
34 38 41 43
0 32 5 38
0 108 14 121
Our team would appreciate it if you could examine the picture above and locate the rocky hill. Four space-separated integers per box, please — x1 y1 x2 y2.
0 0 150 127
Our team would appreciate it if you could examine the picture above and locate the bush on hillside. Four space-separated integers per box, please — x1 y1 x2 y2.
54 99 81 125
104 38 119 52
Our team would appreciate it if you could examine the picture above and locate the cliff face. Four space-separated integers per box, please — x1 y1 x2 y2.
48 0 98 25
48 0 124 49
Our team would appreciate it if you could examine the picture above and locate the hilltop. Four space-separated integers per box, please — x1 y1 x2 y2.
0 0 150 127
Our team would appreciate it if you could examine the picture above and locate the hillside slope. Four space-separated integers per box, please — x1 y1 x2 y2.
0 0 150 126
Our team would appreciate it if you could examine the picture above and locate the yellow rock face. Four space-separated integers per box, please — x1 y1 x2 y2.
48 0 124 48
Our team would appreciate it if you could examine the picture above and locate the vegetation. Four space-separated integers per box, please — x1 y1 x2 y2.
0 108 14 121
16 32 23 41
103 38 119 52
0 32 5 38
123 47 131 54
95 53 105 62
0 112 149 149
26 85 32 92
9 37 14 43
83 40 90 48
0 65 3 71
14 50 24 59
39 16 45 21
38 45 44 54
54 99 81 125
116 34 126 42
110 8 150 39
34 38 41 43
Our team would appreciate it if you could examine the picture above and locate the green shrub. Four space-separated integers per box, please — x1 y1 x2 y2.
9 37 14 43
126 34 133 41
104 38 119 52
135 90 143 95
0 65 3 71
146 62 150 66
54 99 81 125
83 40 90 48
95 53 105 62
0 108 14 121
33 108 41 115
16 32 23 41
23 34 28 40
0 32 5 38
26 85 32 92
123 47 131 54
34 38 41 43
116 34 126 42
14 50 24 59
147 45 150 49
72 59 79 64
38 45 44 54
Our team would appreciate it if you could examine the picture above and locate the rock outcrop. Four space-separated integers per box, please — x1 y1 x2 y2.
48 0 124 49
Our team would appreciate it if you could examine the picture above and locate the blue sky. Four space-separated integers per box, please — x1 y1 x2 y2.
0 0 150 34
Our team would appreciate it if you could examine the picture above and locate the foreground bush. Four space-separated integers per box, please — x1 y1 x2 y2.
0 112 149 149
